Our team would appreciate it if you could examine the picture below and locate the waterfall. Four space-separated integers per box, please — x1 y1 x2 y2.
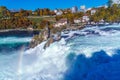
1 24 120 80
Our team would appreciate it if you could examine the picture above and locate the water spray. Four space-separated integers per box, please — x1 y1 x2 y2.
17 46 25 80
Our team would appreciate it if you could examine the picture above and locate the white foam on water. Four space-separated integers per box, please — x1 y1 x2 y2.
21 38 70 80
1 24 120 80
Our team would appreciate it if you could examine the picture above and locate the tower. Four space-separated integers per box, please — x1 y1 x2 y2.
71 6 78 13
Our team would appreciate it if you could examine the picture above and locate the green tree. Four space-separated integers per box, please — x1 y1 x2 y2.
0 6 8 17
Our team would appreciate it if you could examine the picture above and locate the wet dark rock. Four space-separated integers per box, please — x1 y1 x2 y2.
29 29 49 48
44 37 54 49
44 32 62 49
29 23 59 49
29 24 64 49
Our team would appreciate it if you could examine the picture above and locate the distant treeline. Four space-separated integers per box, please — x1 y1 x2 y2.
90 4 120 22
0 17 32 29
0 2 120 29
0 6 56 29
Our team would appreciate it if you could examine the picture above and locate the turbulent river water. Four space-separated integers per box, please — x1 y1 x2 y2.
1 25 120 80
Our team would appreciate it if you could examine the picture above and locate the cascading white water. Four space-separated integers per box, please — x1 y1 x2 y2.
1 24 120 80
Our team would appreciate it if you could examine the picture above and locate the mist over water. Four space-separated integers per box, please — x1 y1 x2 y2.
1 24 120 80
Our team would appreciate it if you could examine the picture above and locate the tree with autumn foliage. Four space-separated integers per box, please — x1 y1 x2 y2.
90 3 120 23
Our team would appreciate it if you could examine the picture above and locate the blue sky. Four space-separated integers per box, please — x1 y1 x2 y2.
0 0 108 10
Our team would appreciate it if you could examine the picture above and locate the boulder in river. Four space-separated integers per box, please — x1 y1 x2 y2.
44 36 54 49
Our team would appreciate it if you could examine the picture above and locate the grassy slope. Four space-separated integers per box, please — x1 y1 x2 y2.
28 16 56 23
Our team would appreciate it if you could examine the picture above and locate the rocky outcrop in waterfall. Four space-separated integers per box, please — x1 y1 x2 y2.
43 36 54 49
29 24 62 49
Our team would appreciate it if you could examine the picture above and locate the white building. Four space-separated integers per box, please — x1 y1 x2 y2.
54 18 68 27
82 15 90 22
54 9 63 15
80 5 86 12
74 19 81 24
113 0 120 4
57 10 63 15
54 9 58 13
71 6 78 13
91 9 97 15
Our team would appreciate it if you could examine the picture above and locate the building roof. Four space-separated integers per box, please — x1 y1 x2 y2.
57 18 67 23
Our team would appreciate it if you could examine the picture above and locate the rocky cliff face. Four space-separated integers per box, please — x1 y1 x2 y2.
29 24 84 49
44 36 54 49
29 26 61 49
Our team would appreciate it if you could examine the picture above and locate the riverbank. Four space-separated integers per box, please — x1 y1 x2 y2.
0 29 40 37
0 29 40 32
